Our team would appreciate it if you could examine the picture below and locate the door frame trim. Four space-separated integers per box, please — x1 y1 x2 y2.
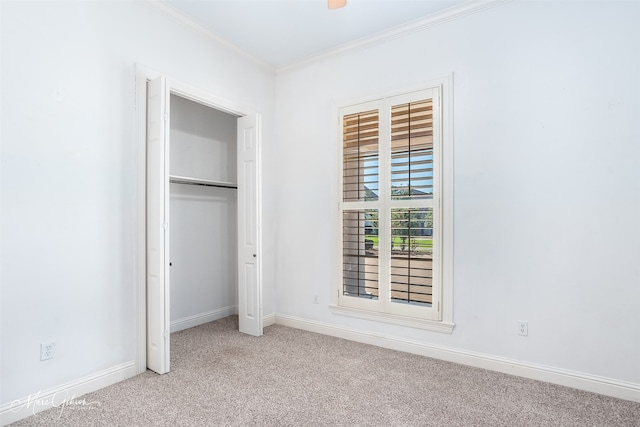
135 65 261 374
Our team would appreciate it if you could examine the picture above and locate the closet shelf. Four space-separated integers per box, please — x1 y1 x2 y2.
169 175 237 189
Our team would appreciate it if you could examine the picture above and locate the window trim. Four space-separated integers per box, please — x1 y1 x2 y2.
333 76 454 333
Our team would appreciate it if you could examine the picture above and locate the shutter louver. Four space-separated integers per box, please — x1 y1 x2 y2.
390 207 433 306
391 99 433 200
342 209 379 299
343 110 379 202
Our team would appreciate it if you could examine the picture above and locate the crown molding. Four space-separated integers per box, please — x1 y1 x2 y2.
144 0 275 73
277 0 512 73
145 0 511 75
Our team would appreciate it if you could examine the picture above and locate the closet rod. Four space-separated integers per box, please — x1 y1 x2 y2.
170 179 237 189
169 175 237 189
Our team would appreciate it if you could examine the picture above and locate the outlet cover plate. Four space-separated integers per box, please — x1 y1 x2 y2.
518 321 528 336
40 342 55 360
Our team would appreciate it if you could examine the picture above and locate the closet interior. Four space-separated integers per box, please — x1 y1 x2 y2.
169 94 238 332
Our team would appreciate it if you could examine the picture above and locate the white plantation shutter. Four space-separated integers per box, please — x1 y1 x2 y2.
390 207 434 306
390 99 434 200
339 88 441 321
343 109 379 202
342 209 379 300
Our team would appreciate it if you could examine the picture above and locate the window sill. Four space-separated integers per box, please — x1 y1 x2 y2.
329 304 455 334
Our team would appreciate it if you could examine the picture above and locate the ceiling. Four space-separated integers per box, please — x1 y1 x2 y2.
162 0 470 68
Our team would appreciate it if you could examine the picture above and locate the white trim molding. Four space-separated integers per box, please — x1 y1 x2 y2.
278 0 512 72
262 313 277 327
135 64 260 375
273 314 640 403
148 0 511 73
329 304 455 333
170 306 238 333
144 0 273 72
0 361 137 426
334 76 455 328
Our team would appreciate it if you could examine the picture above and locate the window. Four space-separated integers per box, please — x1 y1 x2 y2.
336 86 452 331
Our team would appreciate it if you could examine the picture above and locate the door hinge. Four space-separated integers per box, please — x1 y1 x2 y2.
163 330 169 339
161 221 168 231
163 112 169 122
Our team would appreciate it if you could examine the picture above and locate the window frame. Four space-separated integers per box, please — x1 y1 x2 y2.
331 78 454 333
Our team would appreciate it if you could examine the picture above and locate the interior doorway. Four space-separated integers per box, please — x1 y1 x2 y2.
137 68 263 375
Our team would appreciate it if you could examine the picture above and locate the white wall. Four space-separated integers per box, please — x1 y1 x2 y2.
169 95 238 329
2 0 638 415
170 184 237 328
274 0 640 386
170 94 237 183
0 0 275 407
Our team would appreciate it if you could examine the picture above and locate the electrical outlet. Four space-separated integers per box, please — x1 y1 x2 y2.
41 342 55 360
313 294 319 304
517 321 528 337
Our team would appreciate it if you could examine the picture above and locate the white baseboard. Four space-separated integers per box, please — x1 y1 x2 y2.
274 314 640 403
0 361 137 426
6 313 635 427
263 313 276 327
170 306 237 333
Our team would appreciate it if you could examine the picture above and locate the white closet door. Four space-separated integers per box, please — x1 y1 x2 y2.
146 76 171 373
237 113 262 336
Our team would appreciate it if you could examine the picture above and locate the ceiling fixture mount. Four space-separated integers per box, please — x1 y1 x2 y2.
328 0 347 9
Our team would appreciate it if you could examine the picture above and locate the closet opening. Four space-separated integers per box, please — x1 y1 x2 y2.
168 94 239 335
140 71 263 376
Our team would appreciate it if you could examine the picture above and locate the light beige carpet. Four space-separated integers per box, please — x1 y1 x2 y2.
10 316 640 426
